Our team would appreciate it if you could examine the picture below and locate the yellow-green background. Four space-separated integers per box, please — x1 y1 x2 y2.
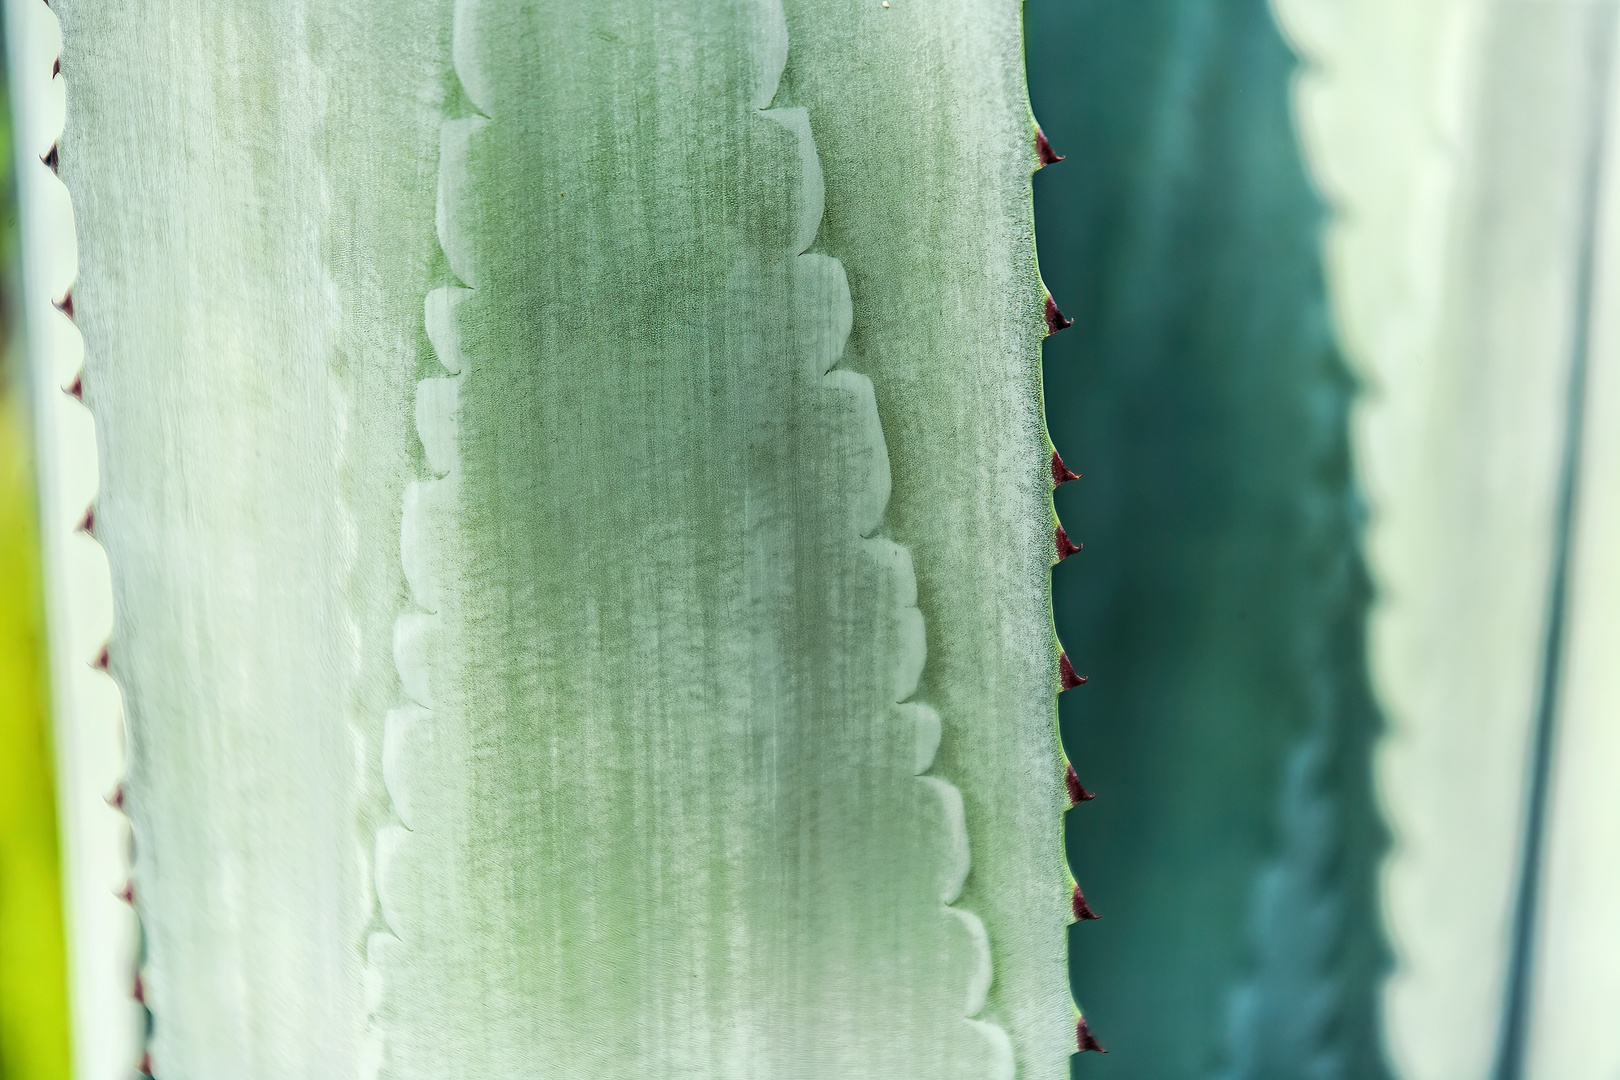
0 65 70 1077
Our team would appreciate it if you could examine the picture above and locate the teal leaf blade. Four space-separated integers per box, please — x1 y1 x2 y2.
1027 0 1394 1075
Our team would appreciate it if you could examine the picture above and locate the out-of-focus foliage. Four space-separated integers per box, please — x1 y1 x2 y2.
0 53 71 1074
1280 4 1620 1077
1028 0 1392 1075
0 391 69 1080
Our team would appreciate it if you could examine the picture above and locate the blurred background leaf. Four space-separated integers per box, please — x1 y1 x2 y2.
0 22 71 1072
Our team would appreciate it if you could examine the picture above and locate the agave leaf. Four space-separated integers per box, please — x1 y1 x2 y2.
1523 143 1620 1077
1026 0 1390 1075
5 1 142 1075
773 1 1071 1073
34 0 1060 1076
1488 9 1620 1079
38 1 451 1073
1280 0 1620 1076
374 2 1022 1075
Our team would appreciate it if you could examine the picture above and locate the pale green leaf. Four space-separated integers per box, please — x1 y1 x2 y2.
38 1 1064 1077
1281 1 1620 1077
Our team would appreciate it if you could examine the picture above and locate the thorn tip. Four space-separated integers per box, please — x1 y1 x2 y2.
1056 525 1081 561
1045 294 1073 336
1059 653 1087 690
1065 764 1095 804
1036 128 1065 166
1051 450 1080 486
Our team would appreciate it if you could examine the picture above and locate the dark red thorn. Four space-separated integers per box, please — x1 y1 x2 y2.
116 880 134 905
1045 295 1072 335
1072 884 1101 921
65 373 82 399
52 57 60 79
1051 450 1080 487
106 783 124 811
1036 128 1064 166
1056 525 1081 561
78 506 94 535
53 290 73 319
136 1051 153 1077
133 973 145 1004
1059 652 1087 690
1076 1017 1107 1053
42 144 58 173
1065 764 1095 804
92 645 109 671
